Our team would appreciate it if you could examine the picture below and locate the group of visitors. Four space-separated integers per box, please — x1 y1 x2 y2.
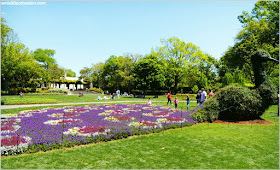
195 88 214 105
165 92 186 109
147 88 215 110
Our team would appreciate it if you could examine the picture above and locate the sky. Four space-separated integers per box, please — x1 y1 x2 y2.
1 0 257 76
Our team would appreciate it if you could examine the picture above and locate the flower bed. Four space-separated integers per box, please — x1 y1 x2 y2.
1 104 198 155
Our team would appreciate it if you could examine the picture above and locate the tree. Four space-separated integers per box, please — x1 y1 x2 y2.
80 67 94 88
133 55 165 93
33 48 56 69
66 69 76 77
155 37 200 93
1 19 45 91
222 1 279 81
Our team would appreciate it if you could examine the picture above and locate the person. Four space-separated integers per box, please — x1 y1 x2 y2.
97 96 102 100
116 90 120 99
167 92 172 106
79 92 83 97
196 90 201 105
19 92 23 98
209 89 214 98
186 94 190 110
200 88 207 104
111 93 114 99
147 98 152 105
174 97 179 109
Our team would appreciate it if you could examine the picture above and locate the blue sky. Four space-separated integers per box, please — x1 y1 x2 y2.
1 1 257 76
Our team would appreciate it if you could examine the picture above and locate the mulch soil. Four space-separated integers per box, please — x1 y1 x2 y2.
212 119 274 125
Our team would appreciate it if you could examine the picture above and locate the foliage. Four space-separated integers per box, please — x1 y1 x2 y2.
215 86 262 120
269 67 279 93
154 37 218 93
89 87 103 93
33 48 56 69
256 82 277 112
65 69 76 77
222 72 233 86
190 99 219 122
133 55 165 92
47 88 69 94
221 1 279 80
191 85 199 94
233 69 245 85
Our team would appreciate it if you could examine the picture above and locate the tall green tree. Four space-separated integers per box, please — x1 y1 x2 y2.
155 37 217 93
1 19 45 91
33 48 56 69
133 55 165 93
65 69 76 77
222 1 279 82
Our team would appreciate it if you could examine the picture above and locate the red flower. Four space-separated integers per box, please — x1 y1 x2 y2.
166 117 183 121
78 126 105 134
1 136 27 146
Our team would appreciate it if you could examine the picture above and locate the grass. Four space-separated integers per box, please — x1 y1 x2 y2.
1 105 278 169
1 94 197 105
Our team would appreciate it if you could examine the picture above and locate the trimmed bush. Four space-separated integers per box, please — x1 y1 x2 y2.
47 88 69 94
190 99 219 122
89 87 103 93
215 86 262 120
257 82 277 112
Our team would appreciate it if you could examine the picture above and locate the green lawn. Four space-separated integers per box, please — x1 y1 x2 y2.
1 94 197 105
1 105 279 169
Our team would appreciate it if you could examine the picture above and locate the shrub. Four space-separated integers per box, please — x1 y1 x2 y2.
47 88 69 94
257 82 277 112
190 99 220 122
215 86 262 120
89 87 103 93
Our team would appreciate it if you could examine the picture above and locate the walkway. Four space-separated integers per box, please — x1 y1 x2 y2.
1 101 195 110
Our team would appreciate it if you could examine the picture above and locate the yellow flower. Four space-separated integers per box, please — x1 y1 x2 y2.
158 118 167 122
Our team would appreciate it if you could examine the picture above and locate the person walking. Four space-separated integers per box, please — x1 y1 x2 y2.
174 97 179 109
186 94 190 110
167 92 172 106
209 89 214 98
196 90 201 105
19 92 23 98
200 88 207 104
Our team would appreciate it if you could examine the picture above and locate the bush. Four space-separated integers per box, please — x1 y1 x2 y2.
257 82 277 112
215 86 262 120
89 87 103 93
47 88 69 94
190 99 220 122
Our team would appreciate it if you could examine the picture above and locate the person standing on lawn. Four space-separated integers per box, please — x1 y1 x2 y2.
186 94 190 110
174 97 179 109
200 88 207 104
196 90 201 105
167 92 172 106
19 92 23 98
